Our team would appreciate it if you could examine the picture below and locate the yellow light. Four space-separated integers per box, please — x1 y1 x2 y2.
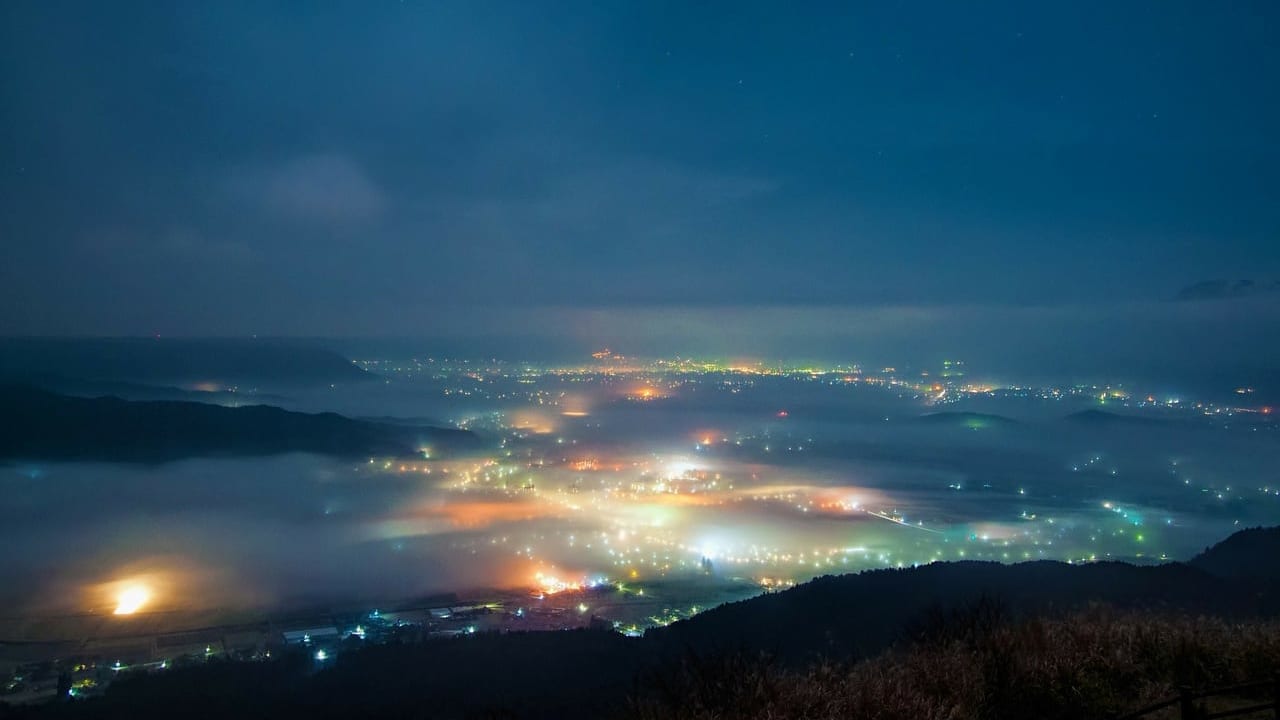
113 585 151 615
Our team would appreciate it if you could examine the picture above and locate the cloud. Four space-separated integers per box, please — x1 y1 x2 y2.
530 159 778 231
231 153 387 223
160 227 258 264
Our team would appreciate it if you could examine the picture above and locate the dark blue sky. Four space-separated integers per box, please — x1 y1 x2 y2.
2 1 1278 335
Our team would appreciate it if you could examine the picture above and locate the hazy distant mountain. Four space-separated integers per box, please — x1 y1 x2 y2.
1174 279 1280 301
0 337 372 388
0 385 478 462
913 411 1017 428
1063 409 1168 426
358 414 453 428
1 374 292 405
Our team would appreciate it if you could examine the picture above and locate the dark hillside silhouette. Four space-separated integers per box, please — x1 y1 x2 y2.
0 385 479 462
1190 525 1280 581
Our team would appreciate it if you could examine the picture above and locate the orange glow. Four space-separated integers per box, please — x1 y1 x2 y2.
692 429 721 446
559 393 592 417
93 570 173 615
80 560 269 615
533 572 581 595
529 565 607 596
625 385 669 401
434 500 557 528
725 357 766 373
509 410 558 434
113 585 151 615
643 493 726 507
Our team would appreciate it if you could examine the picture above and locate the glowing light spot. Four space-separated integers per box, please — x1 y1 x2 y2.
113 585 151 615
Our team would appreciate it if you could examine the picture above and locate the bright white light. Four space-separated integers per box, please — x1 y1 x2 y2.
113 585 151 615
664 460 698 478
315 649 327 661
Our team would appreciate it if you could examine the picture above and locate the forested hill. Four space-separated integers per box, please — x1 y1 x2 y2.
648 557 1278 664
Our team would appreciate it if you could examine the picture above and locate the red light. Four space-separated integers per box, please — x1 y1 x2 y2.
776 410 788 418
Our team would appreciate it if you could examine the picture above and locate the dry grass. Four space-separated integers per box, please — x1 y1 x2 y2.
626 605 1280 720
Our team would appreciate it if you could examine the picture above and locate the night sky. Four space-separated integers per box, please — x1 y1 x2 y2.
2 1 1278 337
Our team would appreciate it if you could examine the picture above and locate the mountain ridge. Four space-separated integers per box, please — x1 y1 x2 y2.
0 337 372 388
0 385 478 462
1175 279 1280 302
